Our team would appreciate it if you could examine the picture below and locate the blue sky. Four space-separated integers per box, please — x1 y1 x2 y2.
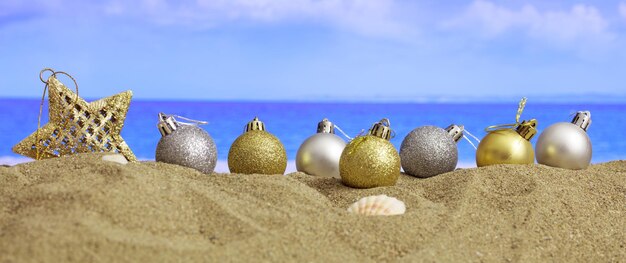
1 0 626 102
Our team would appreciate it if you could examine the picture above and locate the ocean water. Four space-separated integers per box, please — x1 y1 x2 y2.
1 99 624 168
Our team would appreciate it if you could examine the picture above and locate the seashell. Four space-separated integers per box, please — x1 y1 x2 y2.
102 154 129 165
347 194 406 216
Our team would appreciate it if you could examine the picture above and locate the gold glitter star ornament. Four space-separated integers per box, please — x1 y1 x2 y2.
12 69 137 161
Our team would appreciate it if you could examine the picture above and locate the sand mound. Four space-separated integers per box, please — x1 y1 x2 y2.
1 154 624 262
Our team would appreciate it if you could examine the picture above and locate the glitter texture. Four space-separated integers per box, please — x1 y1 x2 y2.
339 135 400 188
156 125 217 174
228 130 287 175
13 76 137 162
400 126 458 178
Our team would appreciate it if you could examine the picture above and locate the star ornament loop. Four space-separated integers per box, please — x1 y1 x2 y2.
12 72 137 162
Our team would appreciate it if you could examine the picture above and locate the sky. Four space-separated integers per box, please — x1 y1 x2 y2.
1 0 626 102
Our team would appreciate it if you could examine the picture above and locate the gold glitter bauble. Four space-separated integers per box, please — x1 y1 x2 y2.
228 130 287 175
339 135 401 188
476 129 534 167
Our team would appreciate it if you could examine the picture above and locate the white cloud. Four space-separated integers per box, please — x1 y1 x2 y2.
447 0 614 45
0 0 413 39
101 0 412 39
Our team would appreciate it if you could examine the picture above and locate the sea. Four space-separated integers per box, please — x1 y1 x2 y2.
1 99 624 171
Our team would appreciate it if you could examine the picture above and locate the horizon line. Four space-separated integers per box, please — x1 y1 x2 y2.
1 93 626 104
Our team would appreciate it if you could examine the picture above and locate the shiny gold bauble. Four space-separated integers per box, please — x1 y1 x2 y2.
228 130 287 175
476 129 534 167
339 135 401 188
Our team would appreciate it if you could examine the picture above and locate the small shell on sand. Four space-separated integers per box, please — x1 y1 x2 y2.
347 195 406 216
102 154 128 165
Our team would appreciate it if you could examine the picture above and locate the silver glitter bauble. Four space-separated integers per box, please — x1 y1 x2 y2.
400 125 458 178
296 133 346 178
155 115 217 174
536 113 592 170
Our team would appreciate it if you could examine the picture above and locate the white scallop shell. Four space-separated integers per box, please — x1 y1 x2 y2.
102 154 128 165
347 195 406 216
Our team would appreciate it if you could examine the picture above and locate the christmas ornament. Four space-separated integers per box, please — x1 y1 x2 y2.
400 124 465 178
339 118 401 188
228 117 287 175
13 68 137 161
476 98 537 167
155 113 217 174
296 118 347 178
536 111 592 170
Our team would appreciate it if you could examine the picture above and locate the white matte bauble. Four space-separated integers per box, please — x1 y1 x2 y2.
296 133 346 178
536 122 592 170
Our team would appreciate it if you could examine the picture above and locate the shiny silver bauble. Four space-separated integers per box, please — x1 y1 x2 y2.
536 122 592 170
296 133 346 178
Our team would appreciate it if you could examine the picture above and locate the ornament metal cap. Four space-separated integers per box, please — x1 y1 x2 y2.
516 119 538 140
317 118 335 134
157 113 179 136
571 111 591 131
368 118 393 141
244 117 266 133
445 124 464 143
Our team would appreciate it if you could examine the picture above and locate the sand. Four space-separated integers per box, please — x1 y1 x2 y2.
0 153 624 262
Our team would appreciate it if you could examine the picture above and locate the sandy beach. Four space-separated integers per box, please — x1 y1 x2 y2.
0 153 624 262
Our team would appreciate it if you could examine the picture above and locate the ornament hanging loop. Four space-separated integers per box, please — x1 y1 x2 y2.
170 114 208 126
381 118 391 127
514 97 527 123
39 68 56 83
334 124 354 141
40 68 79 96
484 97 536 141
462 128 481 150
485 97 528 132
